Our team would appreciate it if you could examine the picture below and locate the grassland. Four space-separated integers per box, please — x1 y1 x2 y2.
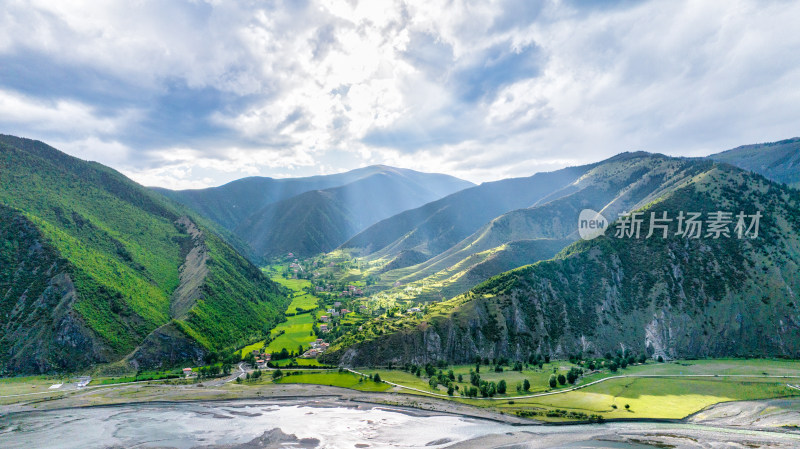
356 359 800 421
270 358 327 367
0 375 69 396
239 268 323 356
496 376 796 421
273 371 390 392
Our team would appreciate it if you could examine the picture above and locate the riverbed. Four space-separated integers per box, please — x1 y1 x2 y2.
1 399 798 448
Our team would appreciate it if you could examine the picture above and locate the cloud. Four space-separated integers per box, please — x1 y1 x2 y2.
0 0 799 188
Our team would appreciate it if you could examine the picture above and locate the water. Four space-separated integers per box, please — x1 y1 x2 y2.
0 400 796 448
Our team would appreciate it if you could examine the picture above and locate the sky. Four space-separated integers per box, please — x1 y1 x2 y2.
1 0 799 189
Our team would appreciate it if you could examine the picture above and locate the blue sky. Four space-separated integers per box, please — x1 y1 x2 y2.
1 0 799 188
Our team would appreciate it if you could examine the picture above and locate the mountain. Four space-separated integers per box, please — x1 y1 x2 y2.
345 153 710 303
235 168 472 259
323 158 800 365
710 137 800 188
340 164 596 260
160 166 473 260
0 135 289 374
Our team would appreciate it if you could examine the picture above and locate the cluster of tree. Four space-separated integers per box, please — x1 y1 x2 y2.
463 369 507 397
197 363 233 379
205 351 241 366
404 362 441 378
547 367 584 388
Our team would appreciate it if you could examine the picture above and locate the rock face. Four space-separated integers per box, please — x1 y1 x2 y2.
128 323 205 370
0 207 112 374
325 164 800 366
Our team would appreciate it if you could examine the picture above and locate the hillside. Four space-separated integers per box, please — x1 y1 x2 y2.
710 137 800 188
368 153 712 301
340 164 596 260
0 135 289 374
160 166 473 261
235 168 473 259
323 161 800 365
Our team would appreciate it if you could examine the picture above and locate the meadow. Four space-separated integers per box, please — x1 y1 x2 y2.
240 269 322 356
273 371 391 392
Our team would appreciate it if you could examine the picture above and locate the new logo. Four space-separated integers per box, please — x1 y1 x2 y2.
578 209 608 240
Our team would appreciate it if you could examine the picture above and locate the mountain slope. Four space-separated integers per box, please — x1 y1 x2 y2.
0 135 289 374
710 137 800 188
323 161 800 365
340 164 596 261
361 153 710 303
235 169 472 259
154 166 392 231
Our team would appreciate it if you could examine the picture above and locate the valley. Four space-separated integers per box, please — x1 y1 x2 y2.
2 134 800 434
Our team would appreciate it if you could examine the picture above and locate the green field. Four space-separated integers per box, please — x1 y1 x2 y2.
240 269 324 357
364 361 583 396
0 375 68 396
274 371 391 392
497 376 798 421
271 358 327 367
350 359 800 421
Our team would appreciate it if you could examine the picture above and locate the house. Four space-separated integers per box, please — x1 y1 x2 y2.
334 301 342 307
331 311 340 317
256 359 268 369
341 308 350 315
183 368 193 378
320 315 329 322
408 307 422 313
327 308 335 313
320 324 329 332
264 353 271 361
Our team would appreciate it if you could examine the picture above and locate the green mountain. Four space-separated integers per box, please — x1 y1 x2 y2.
710 137 800 188
340 164 595 259
0 135 289 374
323 159 800 365
235 167 474 259
159 166 473 261
340 153 710 304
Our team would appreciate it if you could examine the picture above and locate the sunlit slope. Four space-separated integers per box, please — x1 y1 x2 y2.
324 162 800 365
711 137 800 188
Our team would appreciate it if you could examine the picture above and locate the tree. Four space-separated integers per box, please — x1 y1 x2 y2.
272 369 283 379
497 379 507 394
609 361 619 372
448 370 455 380
624 404 630 410
549 374 557 388
447 385 455 396
373 373 382 383
457 374 463 383
523 379 531 392
657 355 664 363
557 374 566 385
429 377 438 390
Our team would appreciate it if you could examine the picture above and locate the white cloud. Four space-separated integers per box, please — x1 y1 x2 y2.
1 0 799 187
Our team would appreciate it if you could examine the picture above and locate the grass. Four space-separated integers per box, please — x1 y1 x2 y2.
271 358 327 367
497 376 799 421
239 269 325 357
274 371 391 392
0 375 69 396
